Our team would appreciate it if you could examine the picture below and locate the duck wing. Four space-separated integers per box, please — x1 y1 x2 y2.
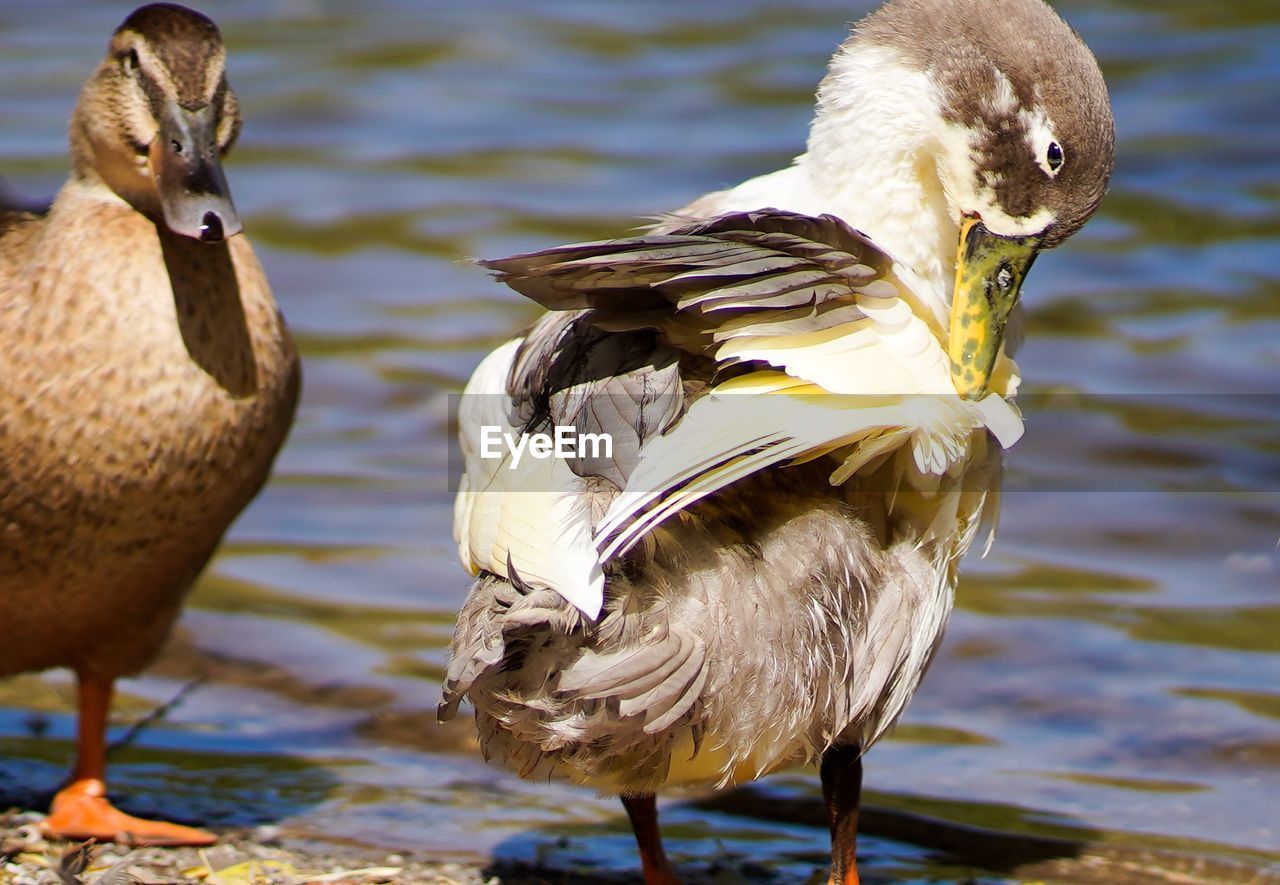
458 210 1022 616
482 209 896 356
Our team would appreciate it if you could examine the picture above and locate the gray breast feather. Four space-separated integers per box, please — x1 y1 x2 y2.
559 627 707 735
439 465 945 792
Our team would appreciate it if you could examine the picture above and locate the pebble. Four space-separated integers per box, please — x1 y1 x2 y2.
251 824 284 845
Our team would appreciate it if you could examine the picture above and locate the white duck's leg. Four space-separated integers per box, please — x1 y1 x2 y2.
620 793 680 884
821 743 863 885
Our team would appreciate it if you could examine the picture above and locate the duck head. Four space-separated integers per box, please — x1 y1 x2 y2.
70 3 242 243
806 0 1115 397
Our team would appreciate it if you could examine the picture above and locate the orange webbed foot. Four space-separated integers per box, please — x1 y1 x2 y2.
40 779 217 847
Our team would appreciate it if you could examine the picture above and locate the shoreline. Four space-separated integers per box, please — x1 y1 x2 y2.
5 799 1280 885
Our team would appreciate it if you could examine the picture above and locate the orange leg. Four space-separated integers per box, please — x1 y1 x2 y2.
620 793 680 885
821 744 863 885
39 674 216 847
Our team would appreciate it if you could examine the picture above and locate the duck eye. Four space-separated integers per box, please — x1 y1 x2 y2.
1045 140 1064 174
120 48 139 73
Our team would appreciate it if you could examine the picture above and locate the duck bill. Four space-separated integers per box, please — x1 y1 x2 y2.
948 218 1041 398
148 103 242 243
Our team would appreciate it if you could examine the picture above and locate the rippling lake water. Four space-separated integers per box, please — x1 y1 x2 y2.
1 0 1278 881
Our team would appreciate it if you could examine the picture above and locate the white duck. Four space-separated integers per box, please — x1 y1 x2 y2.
442 0 1114 882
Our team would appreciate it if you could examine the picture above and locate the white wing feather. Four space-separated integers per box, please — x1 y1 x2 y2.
453 339 605 615
596 287 1023 562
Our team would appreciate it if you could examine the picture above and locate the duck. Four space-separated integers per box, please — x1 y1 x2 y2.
443 0 1114 881
0 4 298 846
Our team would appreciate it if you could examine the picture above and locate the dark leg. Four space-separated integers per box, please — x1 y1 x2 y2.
620 793 680 885
820 744 863 885
40 673 216 846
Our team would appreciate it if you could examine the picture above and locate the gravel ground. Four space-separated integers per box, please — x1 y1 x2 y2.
0 811 498 885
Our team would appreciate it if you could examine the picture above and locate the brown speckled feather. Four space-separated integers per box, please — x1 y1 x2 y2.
0 182 298 680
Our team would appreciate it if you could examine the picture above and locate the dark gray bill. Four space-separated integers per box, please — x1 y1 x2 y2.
148 103 242 243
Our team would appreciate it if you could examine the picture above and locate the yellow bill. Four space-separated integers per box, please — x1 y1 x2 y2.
948 218 1041 398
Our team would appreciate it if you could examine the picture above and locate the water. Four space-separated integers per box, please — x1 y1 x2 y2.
1 0 1277 880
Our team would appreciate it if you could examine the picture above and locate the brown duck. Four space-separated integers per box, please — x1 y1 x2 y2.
0 4 298 845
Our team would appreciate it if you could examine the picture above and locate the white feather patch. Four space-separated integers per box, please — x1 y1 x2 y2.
453 338 606 616
594 370 1024 563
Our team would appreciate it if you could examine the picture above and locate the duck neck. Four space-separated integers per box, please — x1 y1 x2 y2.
796 44 956 321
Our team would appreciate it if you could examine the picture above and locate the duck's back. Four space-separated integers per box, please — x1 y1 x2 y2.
0 182 299 679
